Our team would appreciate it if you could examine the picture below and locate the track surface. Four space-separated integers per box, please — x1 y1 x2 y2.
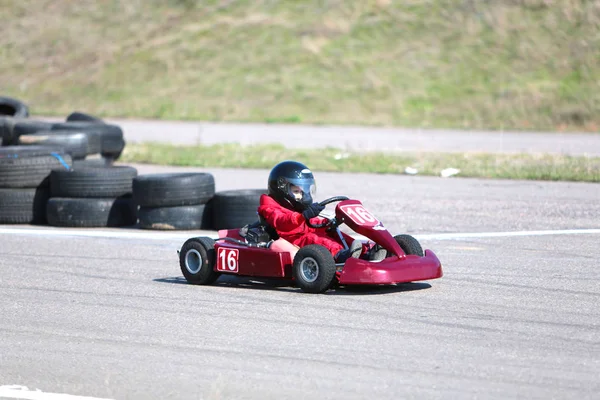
1 165 599 400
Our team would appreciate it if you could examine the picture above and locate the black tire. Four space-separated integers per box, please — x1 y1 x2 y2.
0 145 68 157
138 204 210 230
0 116 16 144
18 131 89 160
51 122 123 155
133 173 215 207
50 166 137 198
5 119 54 145
46 129 101 156
66 111 103 123
211 189 267 230
390 234 424 257
0 96 29 118
179 237 220 285
293 244 337 293
0 187 49 224
46 196 136 227
0 153 72 188
71 157 113 169
101 140 126 161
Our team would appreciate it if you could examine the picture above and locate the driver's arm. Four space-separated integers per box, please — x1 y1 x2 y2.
258 202 304 232
267 208 303 230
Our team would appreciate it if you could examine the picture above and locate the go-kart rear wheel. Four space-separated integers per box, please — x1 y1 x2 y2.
391 234 424 257
179 237 220 285
293 245 336 294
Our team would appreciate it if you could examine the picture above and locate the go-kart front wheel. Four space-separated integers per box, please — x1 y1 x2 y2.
293 245 337 294
390 234 424 257
179 237 220 285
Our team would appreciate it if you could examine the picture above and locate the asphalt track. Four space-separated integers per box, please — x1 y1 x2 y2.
1 161 599 400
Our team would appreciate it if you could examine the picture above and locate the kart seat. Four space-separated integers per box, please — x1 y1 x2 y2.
238 214 280 247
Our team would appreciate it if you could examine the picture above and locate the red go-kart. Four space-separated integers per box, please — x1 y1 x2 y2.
178 196 443 293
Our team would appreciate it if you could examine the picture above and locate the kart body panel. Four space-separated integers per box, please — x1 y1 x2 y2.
337 250 443 285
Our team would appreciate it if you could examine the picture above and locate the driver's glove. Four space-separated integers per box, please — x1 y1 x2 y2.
302 203 325 220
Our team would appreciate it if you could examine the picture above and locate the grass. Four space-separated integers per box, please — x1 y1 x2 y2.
1 0 599 131
121 142 600 183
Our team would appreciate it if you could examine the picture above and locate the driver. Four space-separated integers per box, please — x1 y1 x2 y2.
257 160 362 263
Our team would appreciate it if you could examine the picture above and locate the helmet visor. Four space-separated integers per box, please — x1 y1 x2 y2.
287 178 316 204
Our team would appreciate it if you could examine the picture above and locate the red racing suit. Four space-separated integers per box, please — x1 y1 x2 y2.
257 194 343 257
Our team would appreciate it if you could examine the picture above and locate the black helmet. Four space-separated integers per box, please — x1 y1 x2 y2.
268 160 316 211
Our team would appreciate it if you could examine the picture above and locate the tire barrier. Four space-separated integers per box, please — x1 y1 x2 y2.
18 131 90 160
0 187 49 224
50 166 137 198
46 197 136 228
66 111 104 123
138 204 211 230
2 118 124 162
46 166 138 227
72 158 113 169
0 117 53 145
0 96 29 118
50 122 125 160
0 147 72 188
0 96 272 232
0 146 72 224
211 189 267 230
133 173 215 230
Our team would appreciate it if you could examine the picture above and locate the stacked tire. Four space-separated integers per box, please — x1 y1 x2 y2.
133 173 215 230
210 189 267 230
47 166 138 227
0 146 72 224
0 96 29 118
1 115 125 166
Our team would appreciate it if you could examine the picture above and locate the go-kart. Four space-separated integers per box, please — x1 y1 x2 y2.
178 196 443 293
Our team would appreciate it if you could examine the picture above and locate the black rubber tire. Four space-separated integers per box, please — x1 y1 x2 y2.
66 111 103 123
391 234 424 257
0 187 49 224
0 116 16 144
138 204 211 230
50 166 137 198
293 244 337 293
51 122 123 155
6 119 54 145
0 153 72 188
179 237 220 285
101 140 126 160
0 145 68 157
133 172 215 207
46 196 136 227
0 97 29 118
18 131 89 160
211 189 267 230
46 127 102 156
71 157 113 169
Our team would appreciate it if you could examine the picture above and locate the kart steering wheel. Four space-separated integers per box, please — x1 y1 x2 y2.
305 196 349 228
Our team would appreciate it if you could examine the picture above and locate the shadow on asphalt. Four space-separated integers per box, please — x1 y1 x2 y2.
154 275 432 296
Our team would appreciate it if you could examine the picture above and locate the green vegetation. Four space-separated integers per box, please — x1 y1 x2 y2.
121 142 600 182
2 0 599 131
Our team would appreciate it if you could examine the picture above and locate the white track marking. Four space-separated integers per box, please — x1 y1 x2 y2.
413 228 600 240
0 226 600 242
0 385 114 400
0 227 194 241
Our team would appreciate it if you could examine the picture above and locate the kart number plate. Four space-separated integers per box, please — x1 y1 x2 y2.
340 204 381 227
217 248 239 273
